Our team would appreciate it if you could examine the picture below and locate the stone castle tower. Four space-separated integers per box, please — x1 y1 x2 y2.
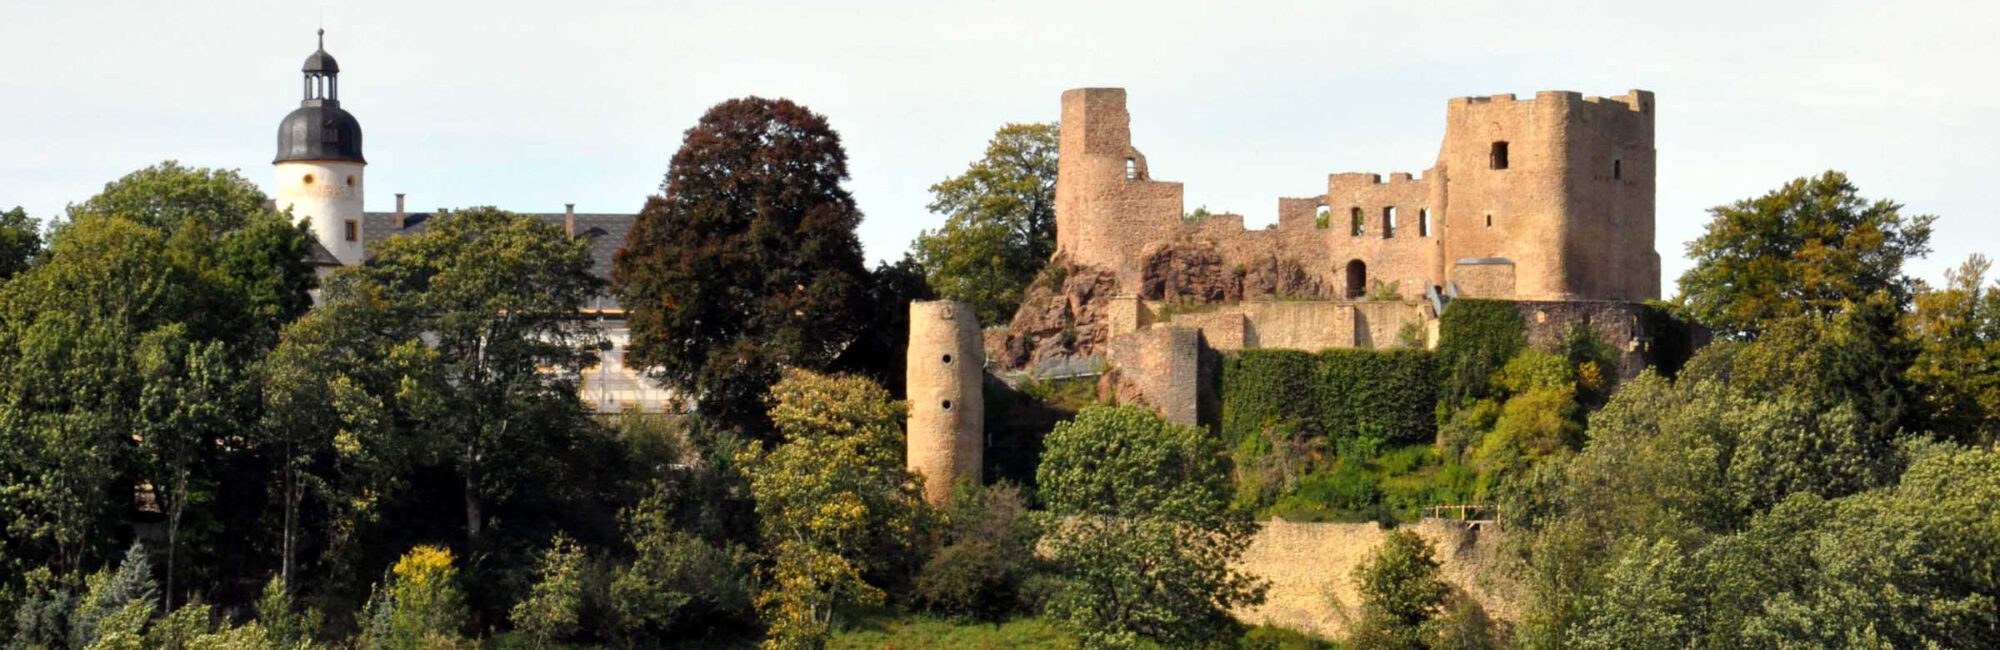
905 300 984 504
273 30 367 265
1052 87 1659 302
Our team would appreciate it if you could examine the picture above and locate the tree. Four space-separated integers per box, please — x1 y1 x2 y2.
830 254 935 398
613 97 871 435
1904 254 2000 445
1348 530 1452 650
1678 171 1934 339
739 370 928 649
911 122 1059 325
356 207 604 547
511 534 589 648
257 272 442 588
911 481 1041 619
0 206 42 281
1035 405 1266 649
134 327 239 611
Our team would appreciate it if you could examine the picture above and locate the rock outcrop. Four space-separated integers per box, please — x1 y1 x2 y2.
1139 238 1326 303
999 257 1119 373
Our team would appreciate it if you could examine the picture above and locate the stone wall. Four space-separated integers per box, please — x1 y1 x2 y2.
1233 519 1515 640
1049 87 1659 306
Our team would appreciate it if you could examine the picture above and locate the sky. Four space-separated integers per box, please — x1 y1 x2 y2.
2 0 1995 296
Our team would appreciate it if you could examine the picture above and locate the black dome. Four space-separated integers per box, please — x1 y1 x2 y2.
275 104 365 164
302 48 340 74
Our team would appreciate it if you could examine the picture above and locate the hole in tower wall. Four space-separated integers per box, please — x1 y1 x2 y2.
942 354 953 365
303 174 315 185
346 175 356 187
1614 159 1623 180
941 400 954 412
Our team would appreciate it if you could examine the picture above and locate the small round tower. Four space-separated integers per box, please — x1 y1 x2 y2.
906 299 985 504
274 29 367 266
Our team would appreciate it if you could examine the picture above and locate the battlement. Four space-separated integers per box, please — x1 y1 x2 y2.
1451 89 1653 113
1327 171 1430 189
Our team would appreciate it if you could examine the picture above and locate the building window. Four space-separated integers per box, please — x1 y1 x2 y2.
1485 214 1494 228
1345 260 1367 299
1419 208 1432 237
344 219 358 242
302 173 315 185
1490 141 1509 170
346 175 356 187
942 353 954 365
1350 207 1365 236
1613 159 1623 180
1124 158 1138 180
1314 205 1331 229
1383 207 1398 238
941 399 954 412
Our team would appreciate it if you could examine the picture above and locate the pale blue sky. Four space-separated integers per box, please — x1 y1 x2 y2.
2 0 1994 296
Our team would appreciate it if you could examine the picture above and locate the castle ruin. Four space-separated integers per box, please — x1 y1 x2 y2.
1000 87 1667 422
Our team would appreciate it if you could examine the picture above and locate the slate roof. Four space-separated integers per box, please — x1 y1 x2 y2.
362 210 635 310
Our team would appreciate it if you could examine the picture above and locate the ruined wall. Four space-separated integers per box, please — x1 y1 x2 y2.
1050 87 1659 307
906 300 984 504
1104 326 1202 426
1233 519 1516 640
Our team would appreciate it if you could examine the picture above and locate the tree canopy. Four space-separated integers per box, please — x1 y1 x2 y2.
1678 171 1934 339
613 97 871 434
911 122 1058 326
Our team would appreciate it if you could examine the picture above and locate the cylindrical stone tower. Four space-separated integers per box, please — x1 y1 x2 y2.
906 299 984 504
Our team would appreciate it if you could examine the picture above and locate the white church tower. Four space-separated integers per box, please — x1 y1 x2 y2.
274 30 367 265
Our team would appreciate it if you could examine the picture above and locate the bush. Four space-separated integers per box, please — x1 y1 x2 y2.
1272 465 1382 522
1436 299 1525 409
1221 349 1438 450
510 535 589 647
72 543 158 650
359 545 467 650
608 489 756 644
1347 530 1450 650
911 481 1041 619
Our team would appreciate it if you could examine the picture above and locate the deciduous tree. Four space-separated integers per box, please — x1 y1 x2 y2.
614 98 871 435
911 122 1058 325
1678 171 1933 339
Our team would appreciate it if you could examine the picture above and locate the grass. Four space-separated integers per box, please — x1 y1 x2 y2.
1255 443 1478 524
831 612 1080 649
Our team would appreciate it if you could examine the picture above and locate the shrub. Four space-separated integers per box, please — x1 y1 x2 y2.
511 535 589 647
608 525 755 644
911 482 1042 619
72 543 158 650
359 545 467 650
1436 299 1525 409
1273 465 1381 522
1221 349 1437 450
1347 530 1450 650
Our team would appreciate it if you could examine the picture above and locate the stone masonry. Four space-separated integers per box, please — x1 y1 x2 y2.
905 300 985 504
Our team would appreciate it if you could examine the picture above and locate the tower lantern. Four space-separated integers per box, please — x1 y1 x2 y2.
274 29 367 266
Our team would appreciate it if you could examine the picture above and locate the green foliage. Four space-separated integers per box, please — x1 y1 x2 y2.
1638 301 1698 379
613 97 871 435
511 535 589 648
831 255 935 398
1904 254 2000 445
71 543 157 650
0 206 42 282
1678 171 1934 339
1221 349 1438 450
912 122 1059 326
911 482 1041 619
608 484 757 645
740 370 928 650
1036 405 1266 649
1347 531 1449 650
359 545 468 650
254 577 322 649
1435 299 1525 409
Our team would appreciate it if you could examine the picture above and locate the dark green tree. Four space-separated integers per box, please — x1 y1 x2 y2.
911 122 1058 325
1348 530 1453 650
1678 171 1934 339
0 206 43 282
613 97 871 435
356 207 605 547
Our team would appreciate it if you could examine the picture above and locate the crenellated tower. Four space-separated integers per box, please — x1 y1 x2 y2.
274 29 367 266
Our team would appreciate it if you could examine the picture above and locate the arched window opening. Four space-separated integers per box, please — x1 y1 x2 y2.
1345 260 1367 299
